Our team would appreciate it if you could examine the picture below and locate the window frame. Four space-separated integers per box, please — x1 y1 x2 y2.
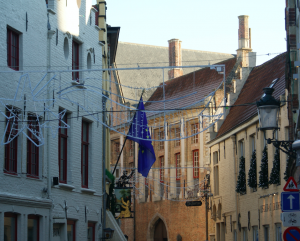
213 151 219 196
160 156 164 183
72 40 80 81
67 220 76 241
192 123 199 144
4 109 18 175
158 131 164 150
7 28 19 71
59 113 68 183
81 121 89 188
175 128 180 147
175 153 181 180
4 212 18 241
28 215 40 241
27 116 39 178
193 150 199 178
129 140 134 157
87 222 95 241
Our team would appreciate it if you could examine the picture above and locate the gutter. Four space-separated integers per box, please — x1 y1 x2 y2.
207 115 259 147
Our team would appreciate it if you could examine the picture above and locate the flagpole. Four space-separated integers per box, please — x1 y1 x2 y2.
112 89 145 175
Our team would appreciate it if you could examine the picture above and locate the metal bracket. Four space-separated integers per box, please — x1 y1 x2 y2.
267 139 296 158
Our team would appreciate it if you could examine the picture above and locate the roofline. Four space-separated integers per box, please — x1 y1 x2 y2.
207 115 259 147
118 41 236 56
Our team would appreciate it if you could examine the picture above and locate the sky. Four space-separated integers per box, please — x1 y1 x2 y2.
95 0 286 66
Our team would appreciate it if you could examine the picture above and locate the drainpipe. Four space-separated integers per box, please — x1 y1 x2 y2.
102 92 108 238
47 13 55 241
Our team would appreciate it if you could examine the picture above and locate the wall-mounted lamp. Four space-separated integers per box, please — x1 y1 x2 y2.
257 87 296 158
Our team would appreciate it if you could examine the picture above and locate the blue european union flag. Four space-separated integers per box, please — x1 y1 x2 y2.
127 97 156 177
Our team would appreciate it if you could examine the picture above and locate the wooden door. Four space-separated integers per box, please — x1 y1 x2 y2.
154 219 167 241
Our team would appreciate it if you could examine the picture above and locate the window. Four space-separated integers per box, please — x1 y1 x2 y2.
7 28 19 71
239 140 244 157
158 131 164 150
28 215 39 241
160 156 164 182
4 213 17 241
175 153 181 180
67 220 76 241
115 142 120 155
72 41 80 81
59 113 68 183
145 178 148 201
81 121 89 188
27 116 39 178
193 150 199 178
192 123 199 144
253 226 259 241
275 223 282 241
129 140 134 157
213 151 219 196
87 222 95 241
264 225 269 241
175 128 180 147
4 109 18 174
242 227 247 241
92 5 98 26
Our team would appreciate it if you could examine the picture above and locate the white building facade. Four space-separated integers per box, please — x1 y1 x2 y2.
0 0 124 240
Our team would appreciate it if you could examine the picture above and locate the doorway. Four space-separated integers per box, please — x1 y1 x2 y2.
154 219 168 241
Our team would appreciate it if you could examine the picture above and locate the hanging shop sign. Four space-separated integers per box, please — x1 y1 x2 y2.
115 188 133 219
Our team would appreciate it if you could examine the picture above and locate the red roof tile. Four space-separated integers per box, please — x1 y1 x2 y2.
215 53 286 139
145 58 237 111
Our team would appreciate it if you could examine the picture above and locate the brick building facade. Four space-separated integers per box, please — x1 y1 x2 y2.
110 15 256 241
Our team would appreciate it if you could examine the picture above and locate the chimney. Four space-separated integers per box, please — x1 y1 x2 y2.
168 39 183 79
237 15 253 67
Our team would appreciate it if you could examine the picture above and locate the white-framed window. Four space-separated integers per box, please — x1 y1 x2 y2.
158 131 164 150
175 128 180 147
191 123 199 144
129 140 134 157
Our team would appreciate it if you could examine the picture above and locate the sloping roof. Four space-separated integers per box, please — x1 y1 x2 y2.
144 58 237 111
115 42 235 103
215 52 286 139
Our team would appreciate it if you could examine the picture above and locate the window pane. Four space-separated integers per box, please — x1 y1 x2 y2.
67 223 75 241
87 224 94 241
4 215 16 241
28 217 39 241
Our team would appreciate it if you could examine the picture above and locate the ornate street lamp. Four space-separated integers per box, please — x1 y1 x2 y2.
256 87 296 158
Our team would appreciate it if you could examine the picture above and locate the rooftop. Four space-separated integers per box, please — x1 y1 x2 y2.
145 58 237 111
115 42 235 104
215 52 286 139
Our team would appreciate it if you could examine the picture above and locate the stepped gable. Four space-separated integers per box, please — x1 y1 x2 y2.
216 52 286 138
145 58 237 111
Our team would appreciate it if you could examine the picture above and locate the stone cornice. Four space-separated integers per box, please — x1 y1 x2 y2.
0 192 52 209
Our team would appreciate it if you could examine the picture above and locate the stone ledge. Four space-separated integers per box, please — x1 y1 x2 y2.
0 192 52 209
81 188 96 194
59 183 75 190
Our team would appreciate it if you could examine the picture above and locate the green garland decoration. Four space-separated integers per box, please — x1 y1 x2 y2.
259 145 269 189
248 149 257 189
269 148 280 185
236 156 246 194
